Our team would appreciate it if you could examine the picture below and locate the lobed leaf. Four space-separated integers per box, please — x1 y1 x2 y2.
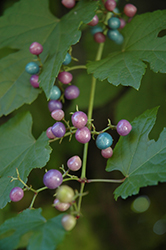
87 10 166 90
0 112 52 209
106 107 166 199
0 208 66 250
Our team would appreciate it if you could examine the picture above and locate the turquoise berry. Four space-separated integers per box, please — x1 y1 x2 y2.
108 17 121 30
25 62 39 75
114 33 124 44
49 86 61 100
96 132 113 150
91 25 103 35
63 53 72 65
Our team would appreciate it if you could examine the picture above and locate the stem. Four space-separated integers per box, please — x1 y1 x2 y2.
87 178 126 184
65 65 87 71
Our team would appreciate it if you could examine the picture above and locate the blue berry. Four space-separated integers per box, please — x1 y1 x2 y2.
96 132 113 150
49 86 61 100
108 17 121 30
107 29 123 44
91 26 103 35
25 62 39 75
63 53 72 65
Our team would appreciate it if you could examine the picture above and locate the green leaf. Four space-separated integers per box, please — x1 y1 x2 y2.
0 208 66 250
0 0 98 116
87 10 166 90
106 107 166 200
0 112 52 209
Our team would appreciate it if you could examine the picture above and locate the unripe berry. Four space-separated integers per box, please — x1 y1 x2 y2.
57 185 75 203
101 147 113 159
48 100 63 112
58 71 73 84
51 109 64 121
116 119 132 136
94 32 106 43
43 169 63 189
64 85 80 100
29 42 43 55
61 214 76 231
10 187 24 202
75 127 91 144
105 0 116 12
53 198 70 211
88 15 99 26
124 3 137 17
46 126 56 139
30 75 40 88
71 111 88 129
51 122 66 138
61 0 75 9
67 156 82 171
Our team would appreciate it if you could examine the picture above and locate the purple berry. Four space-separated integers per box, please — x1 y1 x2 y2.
116 119 132 136
46 127 56 139
67 156 82 171
124 4 137 17
64 85 80 100
58 72 73 84
75 127 91 144
10 187 24 202
101 147 113 159
88 15 99 26
105 0 116 12
48 100 63 112
94 32 106 43
71 111 88 129
29 42 43 55
51 122 66 138
51 109 64 121
43 169 63 189
61 0 75 8
30 75 40 88
53 198 71 211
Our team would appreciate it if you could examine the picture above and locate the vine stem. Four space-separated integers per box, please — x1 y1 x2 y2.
87 178 126 184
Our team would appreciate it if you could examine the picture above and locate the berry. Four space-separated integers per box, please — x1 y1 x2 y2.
58 71 73 84
25 62 39 75
29 42 43 55
94 32 106 43
67 156 82 171
124 4 137 17
75 127 91 144
116 119 132 136
43 169 63 189
57 185 75 203
105 0 116 12
10 187 24 202
64 85 80 100
49 86 61 100
119 18 126 29
91 26 103 35
48 100 62 112
51 109 64 121
96 132 113 150
108 17 121 30
107 29 123 44
61 214 76 231
30 75 40 88
101 147 113 159
51 122 66 138
63 53 72 65
71 111 88 129
53 198 70 211
61 0 75 9
88 15 99 26
46 126 56 139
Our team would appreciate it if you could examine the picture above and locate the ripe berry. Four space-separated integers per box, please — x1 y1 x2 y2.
48 100 63 112
105 0 116 12
25 62 39 75
64 85 80 100
71 111 88 129
91 26 103 35
58 71 73 84
51 109 64 121
29 42 43 55
51 122 66 138
124 4 137 17
57 185 75 203
63 53 72 65
43 169 63 189
116 119 132 136
49 86 61 100
119 18 126 29
61 214 76 231
75 127 91 144
10 187 24 202
101 147 113 159
107 29 124 44
30 75 40 88
96 132 113 150
46 126 56 139
94 32 106 43
108 17 121 30
88 15 99 26
67 156 82 171
61 0 75 9
53 198 71 211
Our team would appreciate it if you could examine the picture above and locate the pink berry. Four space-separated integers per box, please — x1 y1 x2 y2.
61 0 75 8
88 15 99 26
94 32 106 43
71 111 88 129
58 72 73 84
101 147 113 159
29 42 43 55
116 119 132 136
75 127 91 144
124 4 137 17
46 127 56 139
10 187 24 202
53 198 71 211
105 0 116 12
67 155 82 171
30 75 40 88
51 109 64 121
119 18 126 29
